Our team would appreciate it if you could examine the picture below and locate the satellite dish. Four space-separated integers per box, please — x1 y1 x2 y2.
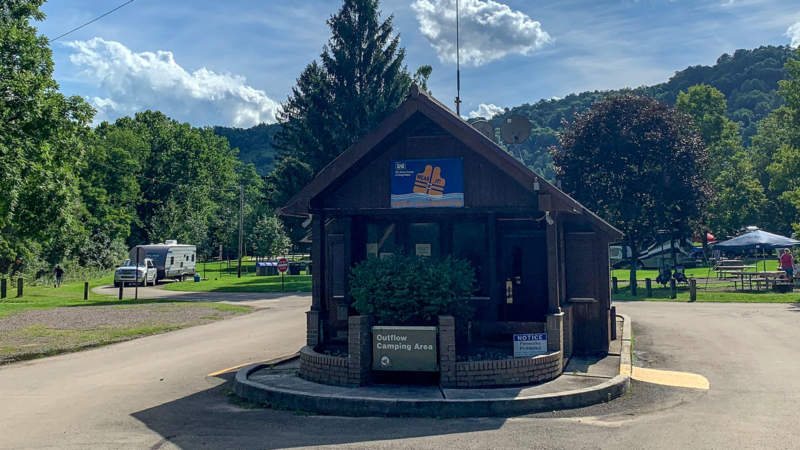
471 120 495 140
500 114 532 145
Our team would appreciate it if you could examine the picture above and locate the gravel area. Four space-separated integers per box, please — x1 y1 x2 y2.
0 303 249 364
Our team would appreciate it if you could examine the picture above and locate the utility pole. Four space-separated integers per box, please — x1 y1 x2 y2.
455 0 462 116
237 185 244 278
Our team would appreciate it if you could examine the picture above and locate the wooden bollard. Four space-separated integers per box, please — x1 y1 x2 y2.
689 278 697 302
17 278 23 297
84 282 89 300
610 306 617 340
1 278 5 299
645 278 652 297
670 278 677 299
612 277 618 293
118 284 123 300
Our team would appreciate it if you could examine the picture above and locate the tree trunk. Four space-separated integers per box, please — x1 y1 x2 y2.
701 229 708 261
629 241 638 296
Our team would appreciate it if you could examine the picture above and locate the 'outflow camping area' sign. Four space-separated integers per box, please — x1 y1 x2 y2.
372 326 438 372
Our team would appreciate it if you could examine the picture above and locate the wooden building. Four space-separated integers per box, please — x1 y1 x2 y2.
281 86 623 358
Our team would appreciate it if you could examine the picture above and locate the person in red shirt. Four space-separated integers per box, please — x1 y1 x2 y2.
779 249 794 278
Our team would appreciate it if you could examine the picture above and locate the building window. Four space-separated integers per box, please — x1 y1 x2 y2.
366 223 399 258
408 223 440 258
170 257 174 265
192 254 195 262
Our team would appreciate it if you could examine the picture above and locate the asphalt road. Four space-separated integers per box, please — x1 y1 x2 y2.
1 299 799 449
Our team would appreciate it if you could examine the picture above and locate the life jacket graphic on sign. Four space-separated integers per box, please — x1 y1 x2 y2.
413 165 446 196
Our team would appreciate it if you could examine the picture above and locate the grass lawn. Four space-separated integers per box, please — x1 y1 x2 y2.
0 272 251 364
613 285 800 303
165 259 312 293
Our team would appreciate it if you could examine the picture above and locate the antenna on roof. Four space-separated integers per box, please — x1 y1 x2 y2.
471 120 494 141
455 0 462 116
500 114 532 160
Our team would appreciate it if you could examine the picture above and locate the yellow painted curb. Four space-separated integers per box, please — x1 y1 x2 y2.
631 366 710 390
208 361 256 377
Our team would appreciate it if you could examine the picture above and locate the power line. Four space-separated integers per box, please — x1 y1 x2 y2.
50 0 135 42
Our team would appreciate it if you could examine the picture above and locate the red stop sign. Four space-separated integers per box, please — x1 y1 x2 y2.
277 258 289 273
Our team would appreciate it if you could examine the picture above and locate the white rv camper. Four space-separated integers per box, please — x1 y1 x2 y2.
130 240 196 282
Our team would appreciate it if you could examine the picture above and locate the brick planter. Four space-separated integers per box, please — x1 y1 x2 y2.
299 315 373 387
299 346 349 386
453 351 562 388
439 315 564 388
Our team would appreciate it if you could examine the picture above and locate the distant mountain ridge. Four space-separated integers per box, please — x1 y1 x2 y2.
216 46 795 180
485 45 795 180
213 123 281 175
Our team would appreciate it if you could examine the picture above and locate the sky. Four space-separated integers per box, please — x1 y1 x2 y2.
36 0 800 127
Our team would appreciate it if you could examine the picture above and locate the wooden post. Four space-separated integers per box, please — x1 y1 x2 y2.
1 278 5 299
612 277 618 293
487 213 497 321
546 211 560 314
118 284 123 300
689 278 697 302
670 278 677 299
17 278 23 297
84 282 89 300
645 278 652 297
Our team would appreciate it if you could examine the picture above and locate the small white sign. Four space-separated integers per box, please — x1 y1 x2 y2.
513 333 547 357
415 243 432 257
366 243 378 257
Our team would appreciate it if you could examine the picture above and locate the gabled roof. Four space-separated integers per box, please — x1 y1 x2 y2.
280 85 622 239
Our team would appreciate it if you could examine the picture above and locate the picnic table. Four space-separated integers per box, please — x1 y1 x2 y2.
715 265 756 279
729 270 787 291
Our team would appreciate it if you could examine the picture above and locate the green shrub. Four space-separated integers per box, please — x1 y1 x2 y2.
349 254 475 325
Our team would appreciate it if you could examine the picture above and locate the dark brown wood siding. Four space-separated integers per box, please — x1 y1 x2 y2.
319 116 534 211
565 231 610 353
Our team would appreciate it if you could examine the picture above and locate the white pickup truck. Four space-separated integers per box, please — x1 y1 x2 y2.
114 258 158 287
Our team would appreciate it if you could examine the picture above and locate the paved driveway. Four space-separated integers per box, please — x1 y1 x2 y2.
1 300 798 448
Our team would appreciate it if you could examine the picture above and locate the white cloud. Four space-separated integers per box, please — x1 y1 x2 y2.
411 0 552 67
468 103 505 119
787 21 800 48
66 38 280 127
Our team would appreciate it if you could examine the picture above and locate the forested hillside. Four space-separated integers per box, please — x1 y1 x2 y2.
213 123 281 175
482 45 795 180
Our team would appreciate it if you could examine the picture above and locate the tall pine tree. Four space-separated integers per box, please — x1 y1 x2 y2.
274 0 413 188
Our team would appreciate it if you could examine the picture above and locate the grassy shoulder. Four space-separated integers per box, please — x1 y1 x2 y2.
613 285 800 303
164 260 312 293
0 273 251 364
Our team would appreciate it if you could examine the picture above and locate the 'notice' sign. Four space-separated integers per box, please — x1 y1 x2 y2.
513 333 547 358
372 326 438 372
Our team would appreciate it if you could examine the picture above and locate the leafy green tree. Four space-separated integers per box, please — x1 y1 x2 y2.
676 84 729 145
93 112 245 258
413 65 433 94
707 152 766 236
0 0 94 271
552 95 710 294
249 215 291 259
747 49 800 235
675 84 760 235
778 48 800 140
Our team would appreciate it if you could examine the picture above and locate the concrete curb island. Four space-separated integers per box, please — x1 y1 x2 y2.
232 316 633 418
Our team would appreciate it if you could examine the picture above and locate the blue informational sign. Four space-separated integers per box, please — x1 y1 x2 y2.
391 158 464 208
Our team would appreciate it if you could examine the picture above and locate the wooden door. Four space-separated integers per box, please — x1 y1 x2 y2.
500 232 548 322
